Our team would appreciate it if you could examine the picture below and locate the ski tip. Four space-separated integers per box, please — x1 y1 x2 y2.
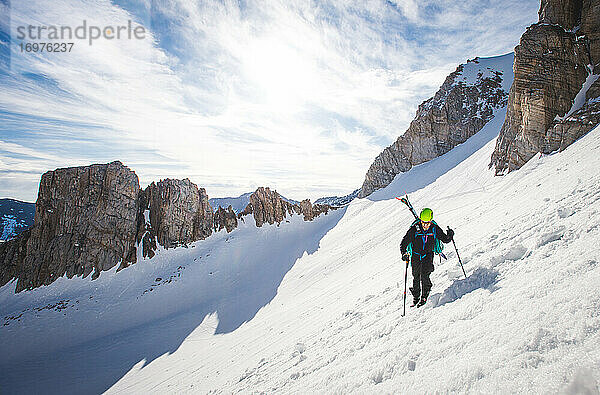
395 197 402 200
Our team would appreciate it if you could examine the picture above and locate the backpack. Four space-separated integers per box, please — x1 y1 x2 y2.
406 219 445 258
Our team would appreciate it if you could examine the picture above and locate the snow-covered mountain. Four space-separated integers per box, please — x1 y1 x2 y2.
210 192 300 213
1 113 599 393
0 199 34 241
209 192 253 213
359 53 514 198
314 189 359 207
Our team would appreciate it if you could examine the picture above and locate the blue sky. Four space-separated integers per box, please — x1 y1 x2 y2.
0 0 539 202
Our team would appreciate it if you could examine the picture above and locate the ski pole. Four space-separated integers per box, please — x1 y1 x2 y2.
450 232 466 279
402 258 409 317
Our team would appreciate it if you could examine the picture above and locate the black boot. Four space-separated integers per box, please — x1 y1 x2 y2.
416 297 427 308
409 287 420 307
410 297 420 307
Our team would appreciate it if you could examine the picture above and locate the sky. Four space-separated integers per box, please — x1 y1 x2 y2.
0 0 539 202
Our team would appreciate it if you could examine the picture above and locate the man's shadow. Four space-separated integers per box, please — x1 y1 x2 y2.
427 267 500 308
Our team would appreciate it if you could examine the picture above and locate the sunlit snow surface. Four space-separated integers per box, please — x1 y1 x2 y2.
1 121 600 393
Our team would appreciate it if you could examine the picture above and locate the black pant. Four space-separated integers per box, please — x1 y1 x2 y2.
411 253 434 300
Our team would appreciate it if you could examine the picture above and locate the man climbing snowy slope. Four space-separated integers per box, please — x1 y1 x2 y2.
401 208 454 307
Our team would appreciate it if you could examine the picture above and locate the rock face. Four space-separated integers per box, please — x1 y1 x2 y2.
0 166 335 292
359 54 513 198
0 162 140 292
581 0 600 64
143 179 213 250
298 200 331 222
213 205 238 233
538 0 582 29
544 78 600 150
0 229 31 288
491 0 600 174
239 187 297 227
239 187 334 226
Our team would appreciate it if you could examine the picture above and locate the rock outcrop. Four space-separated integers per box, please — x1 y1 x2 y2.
581 0 600 64
239 187 334 226
0 229 30 288
359 54 513 198
491 0 600 174
142 179 213 250
213 205 238 233
239 187 297 227
0 162 140 292
0 166 336 292
298 200 331 221
538 0 582 29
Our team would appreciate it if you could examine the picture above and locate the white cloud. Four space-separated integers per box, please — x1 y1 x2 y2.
0 0 539 201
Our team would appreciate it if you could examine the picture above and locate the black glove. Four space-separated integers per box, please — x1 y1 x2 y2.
446 227 454 240
402 251 410 261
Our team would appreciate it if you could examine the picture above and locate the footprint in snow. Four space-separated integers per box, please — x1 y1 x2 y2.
489 244 528 265
503 244 528 261
537 226 565 247
557 207 575 219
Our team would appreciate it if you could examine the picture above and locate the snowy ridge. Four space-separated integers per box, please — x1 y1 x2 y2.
424 52 514 112
314 189 359 207
360 53 514 199
210 192 300 213
452 53 515 92
368 107 507 201
1 122 600 392
209 192 253 213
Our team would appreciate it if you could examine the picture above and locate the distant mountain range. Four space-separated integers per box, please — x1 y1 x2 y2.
0 199 35 241
210 189 358 214
210 192 300 213
314 189 359 207
209 193 253 213
0 188 349 242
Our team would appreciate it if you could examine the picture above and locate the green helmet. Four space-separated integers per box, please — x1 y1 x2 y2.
419 208 433 222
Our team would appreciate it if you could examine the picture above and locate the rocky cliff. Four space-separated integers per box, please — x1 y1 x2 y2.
0 164 334 292
143 179 213 249
0 162 140 292
239 187 296 227
213 205 238 233
238 187 333 226
359 54 513 198
491 0 600 173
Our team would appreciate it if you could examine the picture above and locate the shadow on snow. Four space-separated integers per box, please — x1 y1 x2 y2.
0 208 347 395
428 267 500 308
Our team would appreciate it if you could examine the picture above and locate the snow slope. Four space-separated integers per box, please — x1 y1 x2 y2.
1 120 600 393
